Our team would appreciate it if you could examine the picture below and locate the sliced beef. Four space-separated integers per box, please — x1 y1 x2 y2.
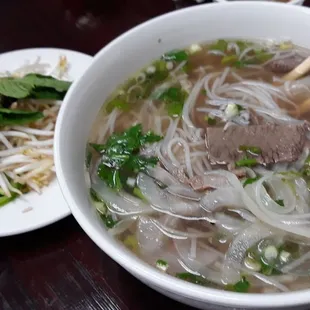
189 174 229 191
205 123 309 165
249 108 267 125
170 166 189 184
265 54 305 74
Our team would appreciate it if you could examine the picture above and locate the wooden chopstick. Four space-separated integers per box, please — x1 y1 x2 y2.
282 56 310 81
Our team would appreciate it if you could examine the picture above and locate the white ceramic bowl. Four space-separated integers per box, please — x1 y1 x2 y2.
212 0 304 6
54 2 310 309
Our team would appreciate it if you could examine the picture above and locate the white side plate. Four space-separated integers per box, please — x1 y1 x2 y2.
0 48 93 236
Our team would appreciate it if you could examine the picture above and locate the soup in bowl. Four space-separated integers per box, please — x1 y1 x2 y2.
54 2 310 309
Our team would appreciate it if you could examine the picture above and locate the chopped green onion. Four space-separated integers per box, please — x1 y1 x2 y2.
279 250 291 263
106 97 129 113
182 62 191 73
260 258 274 276
133 187 147 201
159 87 188 117
221 55 238 65
302 155 310 176
210 39 228 52
254 51 273 63
224 103 239 119
239 145 262 155
275 199 284 207
226 276 250 293
163 50 188 62
264 245 278 262
204 115 216 125
243 176 260 187
244 257 261 272
236 104 244 111
124 235 139 252
235 157 258 167
279 42 293 50
236 40 251 52
156 259 169 272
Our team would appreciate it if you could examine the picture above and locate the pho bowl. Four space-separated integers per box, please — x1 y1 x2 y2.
54 2 310 309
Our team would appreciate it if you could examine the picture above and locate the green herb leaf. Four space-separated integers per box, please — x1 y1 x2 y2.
0 193 19 207
236 104 244 111
204 115 216 125
30 88 66 100
221 55 238 65
96 124 162 190
98 165 122 190
106 98 130 113
275 199 284 207
163 50 188 62
239 145 262 155
235 157 258 167
156 259 168 266
159 87 188 117
124 235 139 252
243 176 260 187
226 276 250 293
0 108 43 126
0 181 26 207
22 74 71 92
0 74 71 100
260 258 274 276
99 213 118 229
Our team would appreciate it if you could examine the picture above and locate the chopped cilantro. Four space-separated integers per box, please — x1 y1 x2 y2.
95 124 162 190
99 213 118 229
275 199 284 207
156 259 169 271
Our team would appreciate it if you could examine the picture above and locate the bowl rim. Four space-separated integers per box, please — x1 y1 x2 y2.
55 2 310 308
213 0 304 5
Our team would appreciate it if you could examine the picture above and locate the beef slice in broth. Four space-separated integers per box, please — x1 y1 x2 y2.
206 123 309 165
265 53 305 74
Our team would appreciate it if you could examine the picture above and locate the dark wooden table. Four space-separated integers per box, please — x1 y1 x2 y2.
1 1 310 309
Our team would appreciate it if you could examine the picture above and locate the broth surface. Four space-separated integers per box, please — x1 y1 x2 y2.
87 39 310 293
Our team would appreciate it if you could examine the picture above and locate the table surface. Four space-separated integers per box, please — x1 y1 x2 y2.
1 1 310 310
